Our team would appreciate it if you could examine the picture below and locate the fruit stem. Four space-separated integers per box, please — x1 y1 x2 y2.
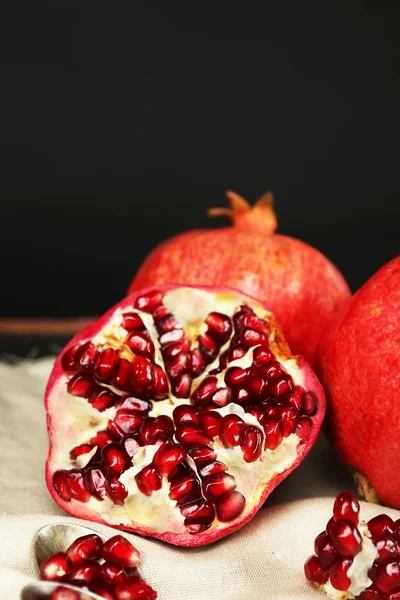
208 190 278 236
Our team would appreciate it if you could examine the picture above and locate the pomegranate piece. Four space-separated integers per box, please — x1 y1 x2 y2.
102 535 140 568
46 285 325 547
66 534 103 565
69 559 100 582
100 560 127 586
50 587 80 600
305 491 400 599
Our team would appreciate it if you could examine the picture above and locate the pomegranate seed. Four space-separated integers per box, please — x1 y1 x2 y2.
135 465 162 495
241 424 263 462
115 575 157 600
106 475 128 505
172 373 193 398
264 401 279 417
369 515 395 541
167 352 190 379
103 534 140 568
70 560 100 582
61 344 84 374
157 313 179 334
315 534 339 569
295 416 313 441
263 417 283 450
40 552 72 582
153 444 186 477
247 373 266 396
233 387 251 405
66 534 103 565
220 414 244 448
252 346 274 367
94 348 120 382
333 491 360 525
330 519 362 556
227 345 246 362
261 361 284 381
224 366 247 387
376 533 398 563
67 470 91 502
159 328 184 346
199 411 221 439
187 446 216 465
121 312 145 331
89 580 115 600
211 387 232 407
153 305 168 321
53 471 71 502
240 328 268 348
303 391 318 416
382 591 400 600
246 403 265 423
203 473 236 502
112 358 132 391
102 443 130 474
141 415 175 444
151 365 169 400
173 405 199 426
268 374 293 398
233 305 253 330
89 389 116 412
198 461 227 479
70 444 93 460
162 339 188 360
314 531 327 554
113 410 143 435
216 490 246 522
287 385 305 412
67 374 95 397
181 499 215 526
85 466 108 500
175 424 211 448
135 290 163 312
326 517 336 537
78 342 98 371
169 473 201 503
50 587 80 600
329 557 353 591
192 376 218 404
304 555 329 584
243 314 270 334
374 561 400 593
123 437 141 457
100 560 127 586
126 332 155 359
190 348 206 377
90 430 116 448
205 312 232 341
130 356 153 394
118 397 151 413
279 404 299 437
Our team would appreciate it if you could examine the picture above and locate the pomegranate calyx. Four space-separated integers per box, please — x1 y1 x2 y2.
208 190 278 236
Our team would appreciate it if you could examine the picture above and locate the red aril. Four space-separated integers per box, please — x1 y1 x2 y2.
102 535 140 568
45 285 324 547
128 192 350 365
115 575 157 600
66 533 103 565
50 588 80 600
40 552 71 582
305 491 400 599
316 257 400 509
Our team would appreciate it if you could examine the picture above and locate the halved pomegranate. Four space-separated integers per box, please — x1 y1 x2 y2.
45 285 325 547
305 492 400 599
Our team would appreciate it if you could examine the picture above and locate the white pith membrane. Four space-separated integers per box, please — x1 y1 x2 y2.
48 287 316 539
318 523 379 599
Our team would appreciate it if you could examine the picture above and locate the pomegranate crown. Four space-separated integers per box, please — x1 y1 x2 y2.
208 190 278 236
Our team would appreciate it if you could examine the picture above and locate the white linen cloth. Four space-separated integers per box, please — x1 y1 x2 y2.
0 358 398 600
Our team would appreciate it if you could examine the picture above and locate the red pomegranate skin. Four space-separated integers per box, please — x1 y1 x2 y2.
128 192 350 366
316 257 400 509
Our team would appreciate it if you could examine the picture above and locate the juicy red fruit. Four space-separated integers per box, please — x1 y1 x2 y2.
45 285 325 547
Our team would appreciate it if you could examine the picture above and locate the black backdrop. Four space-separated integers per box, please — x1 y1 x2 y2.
1 2 399 318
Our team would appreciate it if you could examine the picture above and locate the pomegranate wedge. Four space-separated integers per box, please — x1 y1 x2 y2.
45 285 325 547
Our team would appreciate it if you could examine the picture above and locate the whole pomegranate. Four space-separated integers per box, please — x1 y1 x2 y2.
316 257 400 509
45 284 325 547
128 191 351 365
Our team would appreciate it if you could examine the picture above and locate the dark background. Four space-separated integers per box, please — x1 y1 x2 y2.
1 1 399 319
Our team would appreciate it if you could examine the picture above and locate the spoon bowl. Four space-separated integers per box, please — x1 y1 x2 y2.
21 580 103 600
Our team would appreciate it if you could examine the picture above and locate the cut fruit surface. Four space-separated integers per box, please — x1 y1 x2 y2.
46 285 325 547
305 492 400 599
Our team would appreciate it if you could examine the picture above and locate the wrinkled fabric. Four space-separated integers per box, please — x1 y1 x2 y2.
0 358 398 600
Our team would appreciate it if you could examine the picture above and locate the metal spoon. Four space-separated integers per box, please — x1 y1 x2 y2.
22 523 135 600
